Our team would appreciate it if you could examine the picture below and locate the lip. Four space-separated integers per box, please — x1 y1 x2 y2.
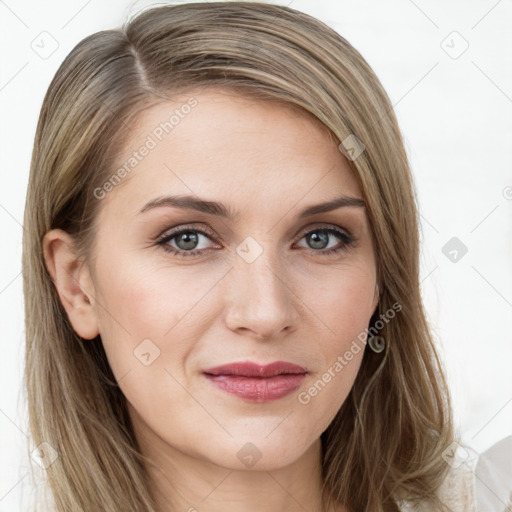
202 361 308 402
202 361 308 377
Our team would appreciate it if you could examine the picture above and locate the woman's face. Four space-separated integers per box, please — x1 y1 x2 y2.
81 89 378 471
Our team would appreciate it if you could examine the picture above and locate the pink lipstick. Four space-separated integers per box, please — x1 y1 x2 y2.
202 361 307 402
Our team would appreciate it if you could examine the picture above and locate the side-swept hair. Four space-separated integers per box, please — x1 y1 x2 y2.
22 2 453 511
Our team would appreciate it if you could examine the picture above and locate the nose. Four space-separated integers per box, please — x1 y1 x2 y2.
223 246 301 341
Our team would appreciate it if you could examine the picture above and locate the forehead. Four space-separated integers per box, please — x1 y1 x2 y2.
98 89 363 220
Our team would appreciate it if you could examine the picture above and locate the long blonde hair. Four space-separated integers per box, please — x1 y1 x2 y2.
22 2 453 511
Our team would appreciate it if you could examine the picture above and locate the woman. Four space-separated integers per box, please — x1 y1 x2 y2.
22 2 485 511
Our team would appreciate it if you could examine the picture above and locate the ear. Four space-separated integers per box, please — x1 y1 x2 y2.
42 229 99 340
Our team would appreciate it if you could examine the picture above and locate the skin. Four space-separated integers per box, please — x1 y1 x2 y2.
43 89 379 512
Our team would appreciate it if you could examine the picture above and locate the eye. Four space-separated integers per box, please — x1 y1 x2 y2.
155 224 356 258
296 226 356 255
156 226 219 257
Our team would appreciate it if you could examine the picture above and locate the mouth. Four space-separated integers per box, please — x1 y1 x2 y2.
202 361 308 402
202 360 308 378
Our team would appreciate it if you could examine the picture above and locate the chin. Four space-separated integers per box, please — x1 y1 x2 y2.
201 432 316 472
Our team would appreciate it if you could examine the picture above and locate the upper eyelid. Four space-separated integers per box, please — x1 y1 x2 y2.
157 224 216 241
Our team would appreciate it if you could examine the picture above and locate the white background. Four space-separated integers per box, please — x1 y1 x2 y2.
1 0 511 510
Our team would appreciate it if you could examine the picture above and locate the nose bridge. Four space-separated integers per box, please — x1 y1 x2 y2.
223 235 299 337
238 245 284 298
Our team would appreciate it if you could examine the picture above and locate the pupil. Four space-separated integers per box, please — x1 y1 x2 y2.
308 231 328 249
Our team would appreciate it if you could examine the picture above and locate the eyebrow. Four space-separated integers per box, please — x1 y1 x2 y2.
138 194 365 221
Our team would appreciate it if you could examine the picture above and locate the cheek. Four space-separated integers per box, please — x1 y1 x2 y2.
298 265 374 415
91 261 169 375
306 262 376 341
93 258 217 380
297 349 363 440
97 258 198 333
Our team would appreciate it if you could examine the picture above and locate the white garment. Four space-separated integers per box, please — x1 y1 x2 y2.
474 436 512 512
399 436 512 512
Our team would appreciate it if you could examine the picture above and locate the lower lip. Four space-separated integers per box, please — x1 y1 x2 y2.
204 373 306 402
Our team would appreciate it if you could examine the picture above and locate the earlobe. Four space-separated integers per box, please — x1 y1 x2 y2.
42 229 99 340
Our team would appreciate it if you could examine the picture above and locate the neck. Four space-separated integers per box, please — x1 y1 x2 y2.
135 424 344 512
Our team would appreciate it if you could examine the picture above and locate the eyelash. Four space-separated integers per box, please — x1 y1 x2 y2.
155 224 357 259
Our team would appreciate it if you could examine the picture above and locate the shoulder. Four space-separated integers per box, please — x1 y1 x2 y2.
398 437 512 512
435 442 479 511
398 442 478 512
474 435 512 512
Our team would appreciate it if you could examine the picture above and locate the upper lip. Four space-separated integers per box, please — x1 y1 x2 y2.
202 361 308 378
